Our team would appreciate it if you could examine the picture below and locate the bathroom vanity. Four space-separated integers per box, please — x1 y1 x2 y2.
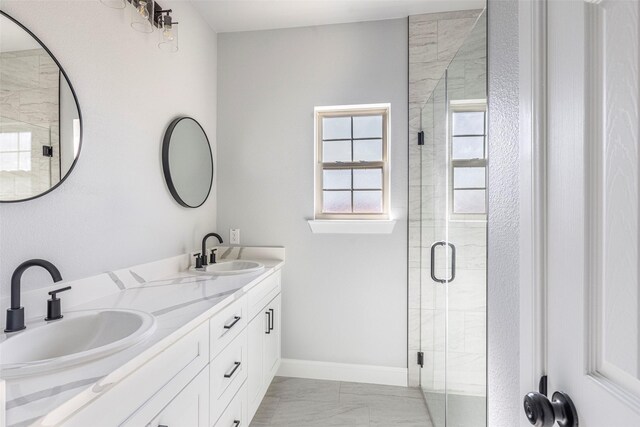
0 247 284 427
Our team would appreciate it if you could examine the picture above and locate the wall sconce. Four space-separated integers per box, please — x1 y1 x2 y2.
130 0 155 33
158 11 179 53
99 0 180 52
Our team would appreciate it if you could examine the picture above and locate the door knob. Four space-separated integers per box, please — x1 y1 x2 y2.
523 391 578 427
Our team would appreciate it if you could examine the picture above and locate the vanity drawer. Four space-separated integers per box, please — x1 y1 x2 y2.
213 382 247 427
210 295 247 359
123 366 209 427
63 322 209 427
210 329 248 424
247 270 281 320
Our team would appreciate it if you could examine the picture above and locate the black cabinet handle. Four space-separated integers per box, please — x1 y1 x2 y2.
232 421 241 427
265 311 271 334
269 308 274 331
224 361 241 378
224 316 241 330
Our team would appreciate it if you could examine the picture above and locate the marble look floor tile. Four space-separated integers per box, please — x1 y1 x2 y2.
252 396 281 425
339 382 424 399
363 395 432 427
269 399 370 426
253 377 437 426
266 377 340 402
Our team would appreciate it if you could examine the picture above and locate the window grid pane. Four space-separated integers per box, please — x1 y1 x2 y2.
452 136 485 160
323 140 351 162
353 168 382 190
453 189 486 214
353 190 383 213
323 190 352 213
452 111 485 136
453 166 486 189
323 169 352 190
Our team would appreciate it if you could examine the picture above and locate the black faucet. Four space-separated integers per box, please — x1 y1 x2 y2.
5 259 63 333
201 232 223 266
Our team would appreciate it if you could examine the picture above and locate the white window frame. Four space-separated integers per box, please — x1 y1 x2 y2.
314 104 391 220
449 99 487 219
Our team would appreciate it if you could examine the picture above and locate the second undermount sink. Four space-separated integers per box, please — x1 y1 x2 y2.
0 309 156 378
198 260 265 275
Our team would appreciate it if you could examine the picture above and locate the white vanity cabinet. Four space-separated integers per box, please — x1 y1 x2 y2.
55 268 281 427
247 272 282 421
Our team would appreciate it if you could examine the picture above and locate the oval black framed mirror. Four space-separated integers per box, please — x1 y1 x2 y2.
162 117 213 208
0 11 83 203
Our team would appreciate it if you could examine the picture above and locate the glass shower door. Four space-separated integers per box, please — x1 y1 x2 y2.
418 9 487 427
419 72 450 427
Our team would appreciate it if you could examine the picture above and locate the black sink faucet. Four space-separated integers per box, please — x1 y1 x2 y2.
5 259 63 333
201 232 223 266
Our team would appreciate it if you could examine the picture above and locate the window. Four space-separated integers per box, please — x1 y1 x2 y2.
0 132 32 172
450 101 487 216
315 105 390 220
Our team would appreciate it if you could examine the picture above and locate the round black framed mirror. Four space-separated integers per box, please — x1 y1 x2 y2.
162 117 213 208
0 11 83 203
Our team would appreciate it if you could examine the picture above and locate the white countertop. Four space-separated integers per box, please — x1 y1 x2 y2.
2 252 284 427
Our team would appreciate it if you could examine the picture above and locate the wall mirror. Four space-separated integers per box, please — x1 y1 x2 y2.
162 117 213 208
0 12 82 202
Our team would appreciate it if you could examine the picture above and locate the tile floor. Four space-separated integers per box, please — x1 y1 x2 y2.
250 377 433 427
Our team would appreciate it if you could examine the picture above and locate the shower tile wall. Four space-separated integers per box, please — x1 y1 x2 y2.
0 48 60 199
408 9 486 395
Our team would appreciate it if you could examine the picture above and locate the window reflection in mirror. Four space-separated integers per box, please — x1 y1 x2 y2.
0 13 81 202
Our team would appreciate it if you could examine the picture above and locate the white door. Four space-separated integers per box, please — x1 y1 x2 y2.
540 0 640 425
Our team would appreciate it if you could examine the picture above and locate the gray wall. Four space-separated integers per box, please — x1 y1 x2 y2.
487 0 520 425
0 0 218 296
217 19 409 368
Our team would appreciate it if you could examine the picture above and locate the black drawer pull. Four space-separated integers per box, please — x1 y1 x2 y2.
224 361 241 378
224 316 241 330
269 308 274 331
232 421 241 427
265 311 271 334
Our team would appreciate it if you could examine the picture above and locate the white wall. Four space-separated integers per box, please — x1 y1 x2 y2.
217 19 409 369
0 1 218 298
487 0 520 425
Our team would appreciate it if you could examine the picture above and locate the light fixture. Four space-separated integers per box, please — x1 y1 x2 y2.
158 11 178 53
99 0 179 53
99 0 126 9
130 0 154 33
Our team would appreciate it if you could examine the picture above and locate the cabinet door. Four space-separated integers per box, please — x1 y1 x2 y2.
263 294 281 384
149 366 209 427
247 310 268 419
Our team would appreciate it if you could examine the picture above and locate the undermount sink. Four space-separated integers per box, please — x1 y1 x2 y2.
195 260 265 275
0 309 156 378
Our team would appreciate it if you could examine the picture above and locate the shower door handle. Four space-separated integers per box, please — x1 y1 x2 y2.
430 241 456 283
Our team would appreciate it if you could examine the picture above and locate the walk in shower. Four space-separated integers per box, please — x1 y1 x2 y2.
408 8 487 427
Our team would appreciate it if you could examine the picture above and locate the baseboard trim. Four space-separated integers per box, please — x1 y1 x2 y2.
277 358 408 387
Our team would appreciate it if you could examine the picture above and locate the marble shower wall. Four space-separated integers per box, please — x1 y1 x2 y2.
407 9 486 396
0 48 60 200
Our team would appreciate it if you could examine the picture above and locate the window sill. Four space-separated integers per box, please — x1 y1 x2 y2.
307 220 397 234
